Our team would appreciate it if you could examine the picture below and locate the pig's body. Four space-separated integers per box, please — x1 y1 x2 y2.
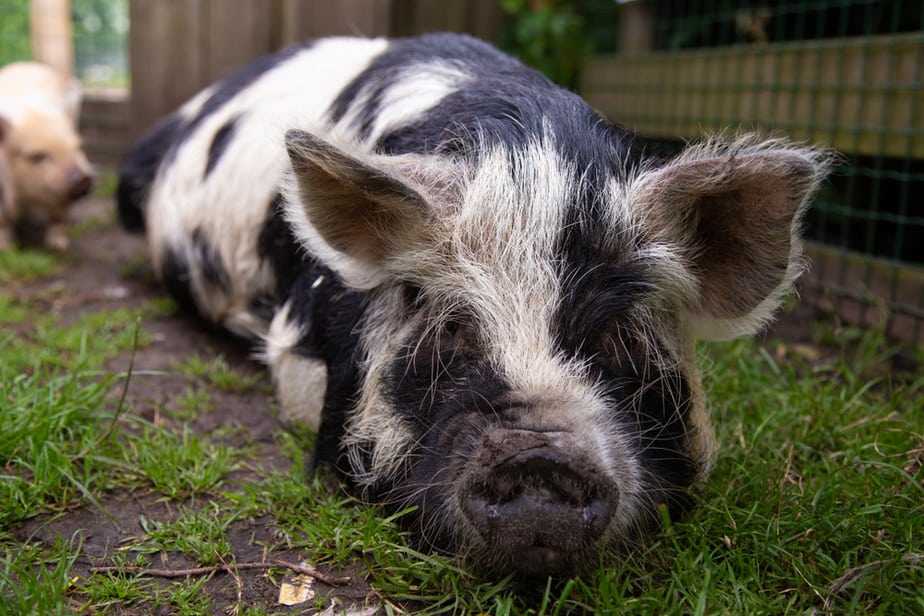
0 62 94 250
118 33 829 577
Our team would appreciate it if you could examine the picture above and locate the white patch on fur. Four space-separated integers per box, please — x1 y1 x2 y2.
337 60 472 143
261 302 327 430
146 38 389 334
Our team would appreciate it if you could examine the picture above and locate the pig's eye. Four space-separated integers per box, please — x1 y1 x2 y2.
403 284 425 311
437 317 476 353
27 151 50 165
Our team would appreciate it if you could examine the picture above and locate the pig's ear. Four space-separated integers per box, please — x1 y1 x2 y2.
62 77 83 123
284 130 438 288
630 137 831 340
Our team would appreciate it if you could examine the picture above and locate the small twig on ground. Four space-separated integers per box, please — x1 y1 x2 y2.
824 553 923 609
89 559 351 586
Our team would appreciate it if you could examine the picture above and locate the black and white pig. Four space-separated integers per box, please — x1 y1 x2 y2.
118 33 830 577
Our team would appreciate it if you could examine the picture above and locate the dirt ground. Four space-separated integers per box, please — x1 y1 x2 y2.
8 197 376 614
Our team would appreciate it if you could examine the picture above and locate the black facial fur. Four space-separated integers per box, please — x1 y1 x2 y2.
553 212 699 520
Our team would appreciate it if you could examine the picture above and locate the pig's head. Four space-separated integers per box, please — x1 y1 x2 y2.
283 129 829 577
3 106 94 214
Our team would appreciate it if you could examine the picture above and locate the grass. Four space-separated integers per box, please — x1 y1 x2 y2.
1 243 922 614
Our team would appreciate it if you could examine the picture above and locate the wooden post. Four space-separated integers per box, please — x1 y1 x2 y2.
30 0 74 75
618 0 653 55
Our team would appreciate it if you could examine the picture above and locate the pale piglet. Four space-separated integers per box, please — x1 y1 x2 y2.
0 62 94 251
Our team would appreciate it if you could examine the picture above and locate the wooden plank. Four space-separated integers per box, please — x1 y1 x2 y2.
390 0 503 39
618 0 652 55
30 0 73 76
281 0 394 41
582 33 924 158
204 0 274 81
129 0 206 135
80 94 132 165
802 242 924 344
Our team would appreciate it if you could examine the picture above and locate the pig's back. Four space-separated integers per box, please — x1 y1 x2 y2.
117 37 389 336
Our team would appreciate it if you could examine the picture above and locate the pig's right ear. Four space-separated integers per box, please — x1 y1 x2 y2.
628 137 832 340
284 130 440 288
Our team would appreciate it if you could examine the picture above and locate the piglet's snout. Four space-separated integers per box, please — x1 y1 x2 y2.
67 168 94 200
461 429 615 576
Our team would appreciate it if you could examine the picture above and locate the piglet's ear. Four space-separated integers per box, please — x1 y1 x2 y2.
63 77 83 124
631 138 831 340
285 130 436 286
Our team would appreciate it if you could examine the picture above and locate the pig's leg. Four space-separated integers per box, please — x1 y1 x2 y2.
45 223 69 251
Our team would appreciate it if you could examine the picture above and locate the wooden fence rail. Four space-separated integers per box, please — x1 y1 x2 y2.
582 33 924 159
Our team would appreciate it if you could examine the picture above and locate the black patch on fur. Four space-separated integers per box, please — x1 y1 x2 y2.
329 33 640 186
204 116 239 179
116 114 183 232
553 213 699 519
191 228 230 293
118 42 315 231
366 316 512 550
158 230 229 317
247 295 276 324
257 193 305 299
271 259 369 474
161 247 199 317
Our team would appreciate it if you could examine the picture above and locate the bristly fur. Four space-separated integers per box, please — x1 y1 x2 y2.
118 33 831 577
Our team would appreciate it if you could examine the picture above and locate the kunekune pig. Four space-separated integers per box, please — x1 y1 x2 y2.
117 33 830 577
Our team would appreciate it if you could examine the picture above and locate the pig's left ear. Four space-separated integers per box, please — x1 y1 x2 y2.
62 77 83 123
285 129 447 288
629 138 832 340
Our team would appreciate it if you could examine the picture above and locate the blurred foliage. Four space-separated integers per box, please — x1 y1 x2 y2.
498 0 621 90
0 0 31 66
498 0 591 90
0 0 127 88
72 0 129 89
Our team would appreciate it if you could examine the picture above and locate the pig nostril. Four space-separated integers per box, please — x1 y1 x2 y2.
461 429 617 576
70 176 92 199
68 173 93 200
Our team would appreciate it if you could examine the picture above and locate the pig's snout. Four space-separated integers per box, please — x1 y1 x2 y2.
461 429 615 576
67 168 94 201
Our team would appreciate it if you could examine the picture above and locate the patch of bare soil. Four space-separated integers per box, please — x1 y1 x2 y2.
9 198 372 614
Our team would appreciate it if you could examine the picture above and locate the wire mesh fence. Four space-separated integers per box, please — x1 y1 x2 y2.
72 0 129 92
582 0 924 343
